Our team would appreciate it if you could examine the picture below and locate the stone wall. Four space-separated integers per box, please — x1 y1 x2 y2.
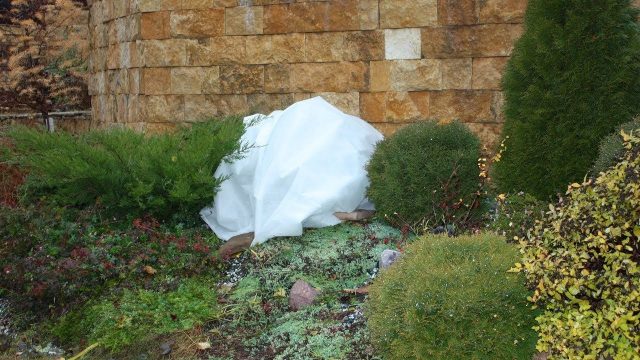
87 0 530 145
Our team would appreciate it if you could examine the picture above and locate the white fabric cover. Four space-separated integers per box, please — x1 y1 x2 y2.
200 97 383 245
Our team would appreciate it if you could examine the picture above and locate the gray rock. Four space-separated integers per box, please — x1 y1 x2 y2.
289 280 319 311
379 249 401 269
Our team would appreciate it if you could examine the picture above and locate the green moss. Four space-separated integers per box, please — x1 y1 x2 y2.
367 233 538 360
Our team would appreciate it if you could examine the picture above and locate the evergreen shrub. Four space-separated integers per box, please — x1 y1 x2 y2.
513 131 640 358
366 121 481 229
494 0 640 199
490 192 547 242
592 117 640 174
367 234 538 360
4 118 246 223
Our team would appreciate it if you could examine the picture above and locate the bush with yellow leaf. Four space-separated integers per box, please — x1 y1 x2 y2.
515 130 640 358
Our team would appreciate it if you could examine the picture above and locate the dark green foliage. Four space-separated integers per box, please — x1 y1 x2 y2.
494 0 640 199
5 118 246 223
366 121 481 228
592 117 640 174
367 234 539 360
490 192 547 242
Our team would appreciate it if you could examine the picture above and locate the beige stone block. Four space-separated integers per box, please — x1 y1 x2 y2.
371 123 405 137
311 92 360 116
371 60 442 92
186 37 247 65
171 9 224 38
442 58 472 89
107 44 120 69
141 95 185 122
226 6 264 35
113 0 129 18
290 62 368 93
247 93 294 114
472 57 509 90
202 67 221 94
422 24 524 58
141 39 192 66
139 0 162 12
264 64 290 93
358 0 379 30
380 0 437 28
129 68 141 94
140 11 169 39
171 67 203 94
305 31 384 62
184 94 249 120
429 90 496 122
438 0 477 25
478 0 527 23
385 28 421 60
246 34 305 64
220 65 264 94
142 68 171 94
466 122 502 149
360 92 430 123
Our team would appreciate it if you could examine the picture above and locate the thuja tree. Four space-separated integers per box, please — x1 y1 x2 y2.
0 0 88 127
494 0 640 199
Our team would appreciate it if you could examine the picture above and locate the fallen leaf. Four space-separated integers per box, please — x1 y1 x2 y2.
143 265 157 275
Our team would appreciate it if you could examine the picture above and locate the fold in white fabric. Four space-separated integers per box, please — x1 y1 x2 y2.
200 97 383 245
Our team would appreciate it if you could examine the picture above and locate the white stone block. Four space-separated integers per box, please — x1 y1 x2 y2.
385 28 421 60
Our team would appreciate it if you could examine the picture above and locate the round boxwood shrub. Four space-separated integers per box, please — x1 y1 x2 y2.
514 132 640 358
591 117 640 175
367 234 538 360
366 121 481 228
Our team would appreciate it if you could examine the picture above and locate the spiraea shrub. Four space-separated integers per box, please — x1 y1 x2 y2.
592 117 640 175
513 131 640 358
494 0 640 199
366 121 482 229
5 118 246 223
367 234 538 360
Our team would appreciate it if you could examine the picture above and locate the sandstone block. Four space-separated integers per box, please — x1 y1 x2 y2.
384 28 421 60
113 0 129 18
129 68 141 94
478 0 527 23
141 39 192 66
145 122 177 134
472 57 508 90
466 122 502 149
220 65 265 94
442 58 472 89
371 60 442 92
422 24 524 58
184 94 249 120
171 67 203 94
264 64 290 93
380 0 437 28
107 44 120 69
140 11 169 39
264 1 372 34
360 92 429 123
305 31 384 62
372 123 404 137
202 67 221 94
246 34 305 64
141 95 185 122
142 67 170 94
186 37 247 66
139 0 162 12
438 0 477 25
429 90 496 122
170 9 224 38
225 6 264 35
290 62 368 93
247 93 294 114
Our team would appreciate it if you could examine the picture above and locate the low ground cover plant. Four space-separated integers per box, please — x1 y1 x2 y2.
3 118 246 224
367 121 482 232
367 233 538 360
495 0 640 199
513 131 640 358
592 117 640 174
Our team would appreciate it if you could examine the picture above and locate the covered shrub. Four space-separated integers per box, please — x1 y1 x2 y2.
514 131 640 358
367 234 538 360
366 121 481 228
494 0 640 199
4 118 246 223
592 117 640 174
